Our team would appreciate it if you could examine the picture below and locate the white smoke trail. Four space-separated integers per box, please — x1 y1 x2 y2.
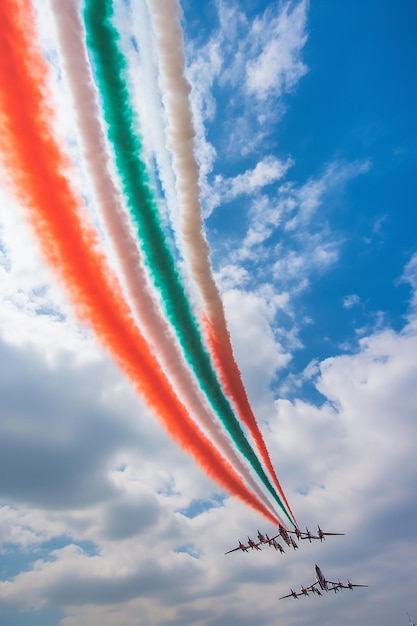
48 0 282 523
114 0 180 246
145 0 218 312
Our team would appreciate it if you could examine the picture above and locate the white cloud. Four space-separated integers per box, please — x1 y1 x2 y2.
231 159 371 268
402 251 417 314
343 293 361 309
1 237 416 624
187 0 310 209
216 0 309 102
211 156 294 213
221 288 292 409
245 0 309 100
215 263 251 291
234 159 370 284
271 241 339 286
270 315 417 528
204 158 373 370
0 187 98 364
187 36 223 184
284 159 372 232
204 157 293 217
0 506 44 550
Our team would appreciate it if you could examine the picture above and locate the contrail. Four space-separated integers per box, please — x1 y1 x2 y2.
47 0 282 522
146 0 296 525
0 0 282 526
83 0 292 523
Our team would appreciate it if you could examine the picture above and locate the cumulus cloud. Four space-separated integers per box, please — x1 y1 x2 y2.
1 251 416 625
270 314 417 532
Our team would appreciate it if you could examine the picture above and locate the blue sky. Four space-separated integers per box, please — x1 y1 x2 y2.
0 1 416 625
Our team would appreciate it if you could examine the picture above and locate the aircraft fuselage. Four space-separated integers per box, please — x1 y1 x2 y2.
315 564 329 591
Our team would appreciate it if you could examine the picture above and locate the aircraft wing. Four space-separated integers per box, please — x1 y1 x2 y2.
279 582 317 600
246 535 262 548
279 590 301 599
300 533 320 540
224 545 248 555
326 579 343 587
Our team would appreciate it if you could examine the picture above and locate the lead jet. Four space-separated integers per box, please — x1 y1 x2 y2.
278 524 293 546
316 525 345 541
279 564 368 599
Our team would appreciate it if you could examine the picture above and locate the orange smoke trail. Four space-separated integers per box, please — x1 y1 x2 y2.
0 0 279 525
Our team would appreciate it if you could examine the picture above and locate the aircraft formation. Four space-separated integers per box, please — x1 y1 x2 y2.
279 564 368 599
224 524 344 555
225 523 368 600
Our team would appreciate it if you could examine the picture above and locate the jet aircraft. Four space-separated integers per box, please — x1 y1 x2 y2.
224 536 263 554
224 540 249 554
247 536 261 550
301 525 345 542
257 530 285 552
316 525 345 541
279 564 368 599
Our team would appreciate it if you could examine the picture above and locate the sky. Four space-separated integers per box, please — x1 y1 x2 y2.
0 0 416 625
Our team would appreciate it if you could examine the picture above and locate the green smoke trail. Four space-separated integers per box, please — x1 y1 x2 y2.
83 0 293 525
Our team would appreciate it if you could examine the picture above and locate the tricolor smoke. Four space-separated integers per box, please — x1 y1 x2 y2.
48 0 280 523
0 0 296 528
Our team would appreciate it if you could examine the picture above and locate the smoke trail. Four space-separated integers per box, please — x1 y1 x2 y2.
0 0 281 526
83 0 292 523
146 0 296 525
47 0 281 522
